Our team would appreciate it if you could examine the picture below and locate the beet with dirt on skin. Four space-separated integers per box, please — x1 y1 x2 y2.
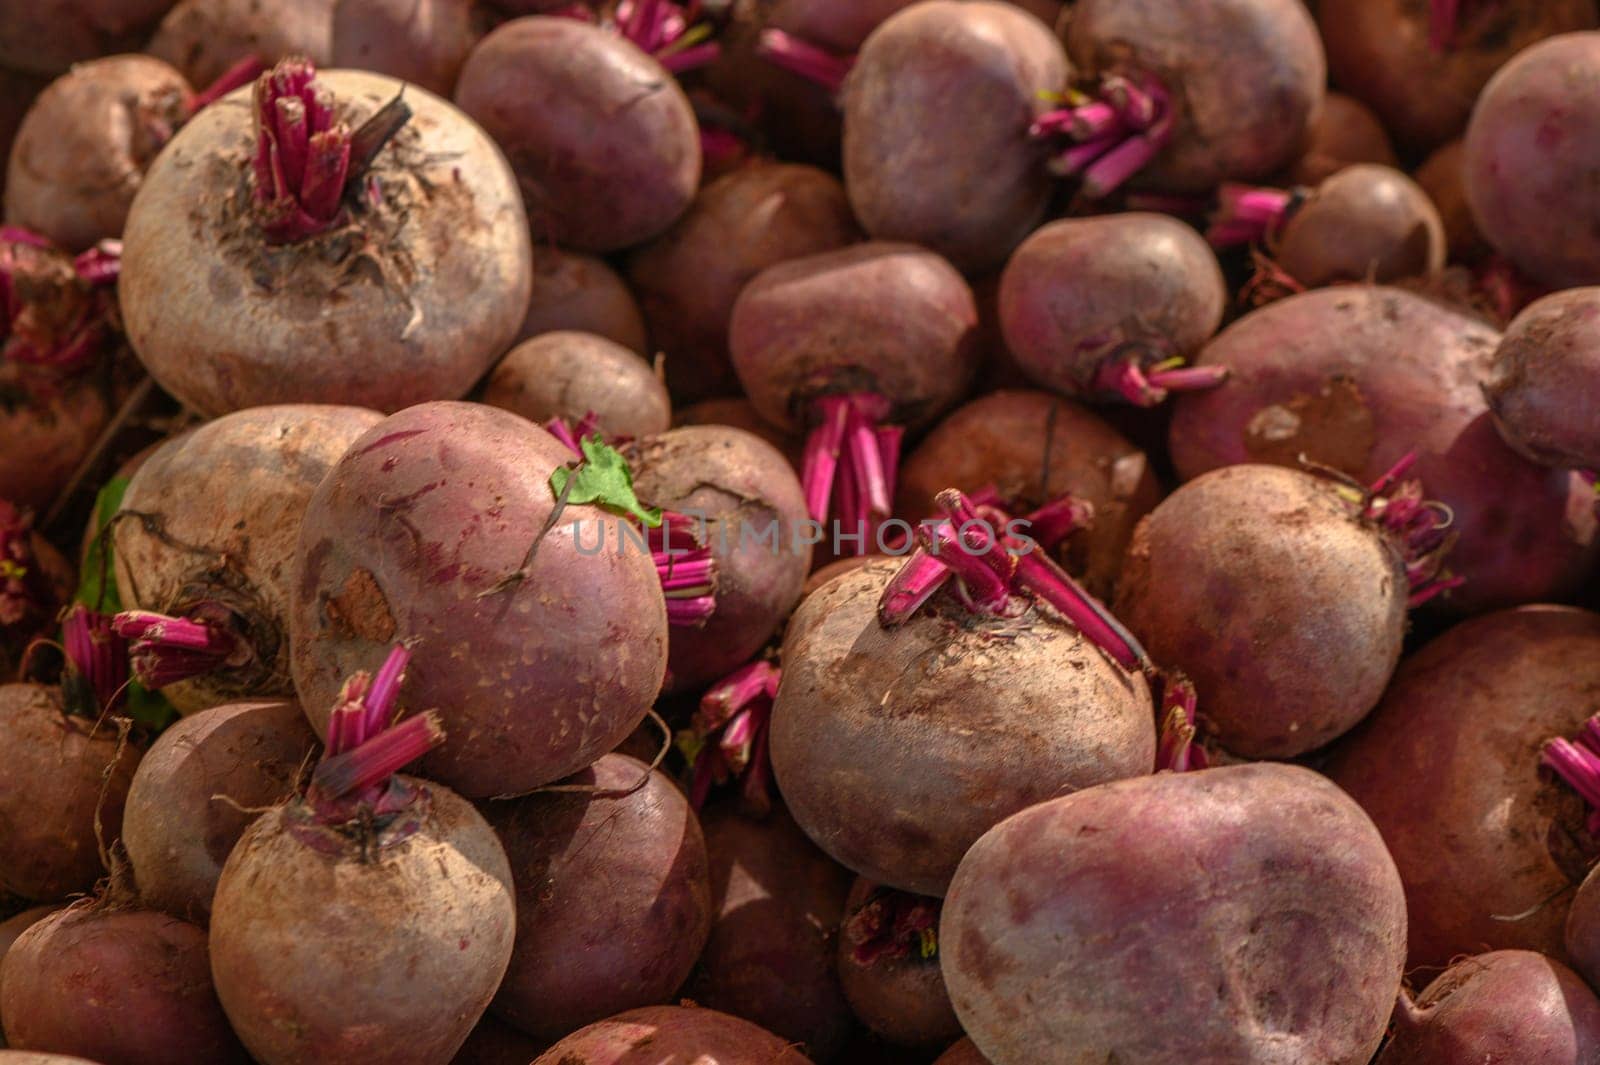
483 753 712 1042
941 762 1407 1065
148 0 335 89
120 60 532 416
531 1005 810 1065
837 879 960 1048
289 401 668 799
1375 950 1600 1064
673 398 802 466
627 161 861 405
332 0 484 96
1482 287 1600 471
1285 91 1398 187
481 331 671 443
0 0 177 77
121 700 318 922
518 245 648 355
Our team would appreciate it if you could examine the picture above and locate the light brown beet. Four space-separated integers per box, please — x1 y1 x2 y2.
842 1 1068 274
481 332 670 442
120 70 532 416
627 161 861 404
332 0 484 97
0 685 140 901
1273 164 1446 288
0 375 112 513
1167 286 1599 612
289 402 668 799
149 0 335 88
121 700 317 922
770 560 1154 896
210 777 515 1065
626 426 810 692
996 213 1226 401
1285 92 1398 186
1114 465 1407 758
112 405 384 714
5 56 190 253
519 246 648 355
729 242 979 434
0 1 176 77
837 879 960 1047
1320 0 1596 151
531 1006 810 1065
1483 287 1600 470
941 763 1406 1065
673 398 802 466
895 390 1160 599
1066 0 1325 191
1414 139 1487 262
484 754 712 1041
454 17 700 252
1325 605 1600 969
687 806 854 1061
1 906 246 1064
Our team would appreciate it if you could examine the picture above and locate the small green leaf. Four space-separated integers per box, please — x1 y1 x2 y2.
75 475 130 612
549 437 662 528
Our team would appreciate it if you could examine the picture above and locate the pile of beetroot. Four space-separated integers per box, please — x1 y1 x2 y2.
4 1 1600 1063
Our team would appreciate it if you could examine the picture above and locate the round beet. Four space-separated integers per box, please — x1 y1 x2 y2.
1464 31 1600 288
688 805 854 1061
454 17 699 252
1483 287 1600 470
842 1 1067 273
1326 605 1600 968
120 61 531 416
1 905 245 1064
149 0 336 88
770 558 1154 896
673 398 802 466
482 332 671 442
289 401 668 799
997 214 1227 406
531 1006 809 1065
1377 950 1600 1064
1321 0 1596 152
109 405 382 714
1168 285 1600 612
1270 164 1446 288
626 426 810 692
121 700 318 922
1415 139 1488 263
332 0 484 96
1568 865 1600 989
0 1 176 77
627 161 861 404
941 763 1407 1065
485 754 711 1041
837 879 960 1048
1285 91 1398 186
519 246 648 355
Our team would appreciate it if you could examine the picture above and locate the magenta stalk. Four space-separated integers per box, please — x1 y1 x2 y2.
187 54 267 113
1205 184 1297 250
61 604 130 715
311 712 444 804
113 609 246 690
755 28 854 95
1034 74 1175 198
845 887 941 966
1092 352 1229 407
682 659 780 812
1543 737 1600 834
800 393 896 553
1155 674 1206 773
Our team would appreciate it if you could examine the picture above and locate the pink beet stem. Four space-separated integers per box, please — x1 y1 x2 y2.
801 397 850 525
660 559 716 588
1081 133 1164 200
878 547 953 626
719 707 757 763
1022 494 1093 552
189 54 266 112
701 660 779 722
1013 550 1146 671
668 598 716 625
660 41 720 73
1145 363 1229 393
113 610 244 688
918 522 1010 615
1156 704 1197 773
311 711 444 801
1069 100 1124 139
72 241 121 285
1029 109 1078 138
876 425 903 505
62 605 129 714
1580 714 1600 756
361 644 410 736
756 28 854 95
1544 738 1600 811
1049 133 1119 177
835 439 867 544
299 130 353 223
274 96 311 192
1105 78 1157 126
846 406 891 517
1368 451 1421 499
543 416 584 458
1407 575 1465 608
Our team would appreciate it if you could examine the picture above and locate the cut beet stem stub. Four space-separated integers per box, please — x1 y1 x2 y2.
680 658 779 812
62 604 130 715
113 609 246 690
1092 351 1229 407
801 393 896 553
1035 73 1174 198
1543 730 1600 835
845 888 941 966
1205 184 1300 249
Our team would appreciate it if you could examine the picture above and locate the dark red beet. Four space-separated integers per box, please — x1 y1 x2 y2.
836 879 960 1047
1483 287 1600 471
1415 139 1488 263
333 0 486 96
1285 91 1398 187
0 1 177 77
519 246 649 355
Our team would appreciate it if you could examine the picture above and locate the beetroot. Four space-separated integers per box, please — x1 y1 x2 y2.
941 763 1407 1065
1569 864 1600 989
729 242 977 550
519 246 648 355
121 700 318 921
148 0 334 89
1042 0 1324 197
483 753 711 1041
454 16 699 252
0 904 60 1043
1168 285 1600 612
687 805 854 1061
997 213 1227 406
1321 0 1597 152
0 1 177 77
770 537 1154 896
1209 165 1446 289
1463 31 1600 288
1376 950 1600 1064
1115 463 1457 758
837 879 960 1047
627 161 861 404
333 0 485 96
1325 605 1600 968
289 401 668 798
841 2 1067 273
1285 91 1398 187
120 60 531 415
531 1006 810 1065
108 405 380 714
481 332 671 443
1 501 75 679
895 390 1160 598
210 647 515 1063
1483 287 1600 471
1 904 245 1064
625 426 810 691
1415 138 1487 263
674 398 802 465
